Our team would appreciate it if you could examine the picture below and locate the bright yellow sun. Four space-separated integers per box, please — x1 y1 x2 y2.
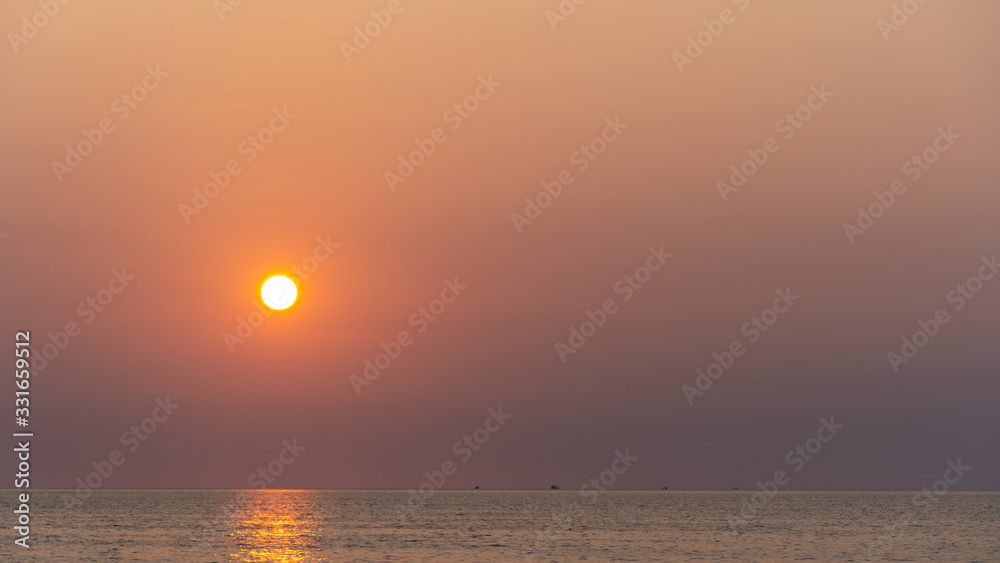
260 275 298 311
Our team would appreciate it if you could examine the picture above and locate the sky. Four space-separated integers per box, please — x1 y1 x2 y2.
1 0 998 491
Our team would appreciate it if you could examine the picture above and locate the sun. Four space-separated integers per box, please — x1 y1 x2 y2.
260 275 298 311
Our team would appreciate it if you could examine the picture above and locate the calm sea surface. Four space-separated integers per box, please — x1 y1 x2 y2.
4 490 998 561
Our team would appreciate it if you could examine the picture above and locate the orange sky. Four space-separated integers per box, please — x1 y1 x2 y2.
2 0 999 490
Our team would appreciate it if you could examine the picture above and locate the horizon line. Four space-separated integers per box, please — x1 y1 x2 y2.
9 488 999 492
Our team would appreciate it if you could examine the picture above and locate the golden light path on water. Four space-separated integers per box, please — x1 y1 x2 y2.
226 491 322 562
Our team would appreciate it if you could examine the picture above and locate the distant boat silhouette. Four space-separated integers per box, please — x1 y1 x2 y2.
550 485 560 490
474 486 479 489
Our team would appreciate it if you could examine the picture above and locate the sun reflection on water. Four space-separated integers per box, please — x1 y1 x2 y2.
226 490 325 562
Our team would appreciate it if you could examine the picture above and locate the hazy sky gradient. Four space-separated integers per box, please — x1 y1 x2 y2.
2 1 998 490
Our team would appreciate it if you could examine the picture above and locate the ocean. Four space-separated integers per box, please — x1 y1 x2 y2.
5 490 998 561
